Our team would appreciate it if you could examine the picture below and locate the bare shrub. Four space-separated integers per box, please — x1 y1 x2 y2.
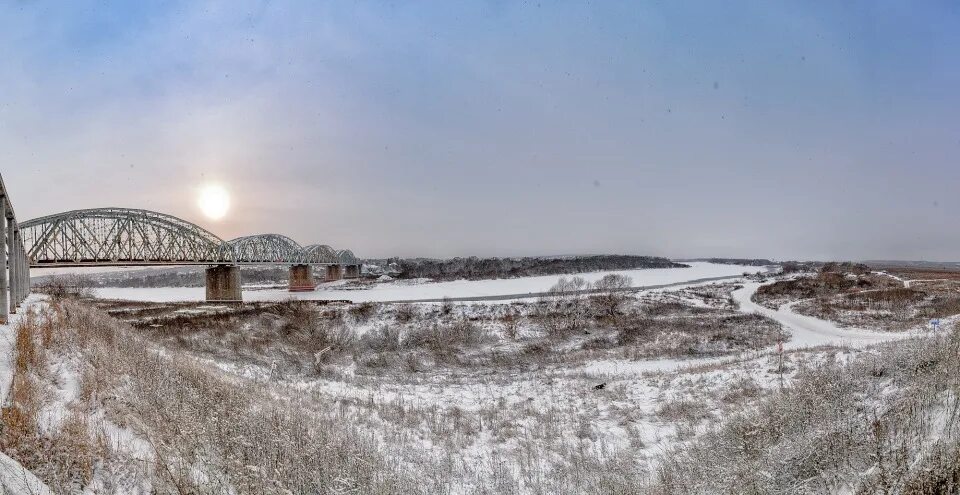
653 329 960 494
394 304 416 323
590 274 633 318
617 317 656 345
618 312 785 357
501 309 520 340
925 295 960 319
349 301 377 322
538 276 590 336
307 321 356 368
278 299 318 332
656 398 710 423
13 314 40 375
35 274 94 300
361 325 401 352
440 297 453 315
403 319 488 356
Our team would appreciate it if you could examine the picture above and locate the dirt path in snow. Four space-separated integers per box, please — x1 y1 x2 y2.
731 282 915 349
583 281 917 377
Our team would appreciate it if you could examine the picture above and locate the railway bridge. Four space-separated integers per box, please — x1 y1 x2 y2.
1 173 363 309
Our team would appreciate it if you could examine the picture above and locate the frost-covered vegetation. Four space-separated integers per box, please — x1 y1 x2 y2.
1 300 414 494
754 264 960 331
654 329 960 493
9 270 960 493
97 277 784 378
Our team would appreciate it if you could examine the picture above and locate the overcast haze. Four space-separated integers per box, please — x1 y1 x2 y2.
2 1 958 261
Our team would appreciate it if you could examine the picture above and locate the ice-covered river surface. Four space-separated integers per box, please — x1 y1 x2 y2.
93 262 763 303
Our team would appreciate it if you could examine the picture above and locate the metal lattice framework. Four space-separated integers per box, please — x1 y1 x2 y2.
21 208 234 266
21 208 360 267
337 249 359 264
302 244 339 264
229 234 303 264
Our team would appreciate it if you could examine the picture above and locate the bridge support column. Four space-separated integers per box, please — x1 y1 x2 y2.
344 264 360 279
0 203 7 324
20 246 28 306
206 265 242 303
324 265 343 282
15 232 27 307
12 243 19 309
7 219 15 315
288 264 316 292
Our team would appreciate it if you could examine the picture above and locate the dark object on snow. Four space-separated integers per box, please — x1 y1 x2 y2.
594 383 606 390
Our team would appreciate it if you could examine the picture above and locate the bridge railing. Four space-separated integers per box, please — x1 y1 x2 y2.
0 173 30 323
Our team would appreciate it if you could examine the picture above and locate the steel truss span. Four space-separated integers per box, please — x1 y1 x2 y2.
302 244 339 264
337 249 359 264
20 208 358 267
229 234 302 264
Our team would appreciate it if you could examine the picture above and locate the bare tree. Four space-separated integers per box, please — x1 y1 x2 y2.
591 274 633 318
540 276 591 335
36 274 93 300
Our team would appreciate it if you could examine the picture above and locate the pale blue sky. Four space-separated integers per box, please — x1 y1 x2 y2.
2 1 958 260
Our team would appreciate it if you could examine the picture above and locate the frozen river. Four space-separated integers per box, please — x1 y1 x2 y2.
93 262 765 303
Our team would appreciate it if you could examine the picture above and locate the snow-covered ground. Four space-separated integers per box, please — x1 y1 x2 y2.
732 282 919 349
0 452 51 495
0 295 54 495
93 261 762 303
0 294 43 405
582 281 919 377
5 273 950 492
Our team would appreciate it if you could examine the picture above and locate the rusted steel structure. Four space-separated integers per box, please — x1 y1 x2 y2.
0 174 31 323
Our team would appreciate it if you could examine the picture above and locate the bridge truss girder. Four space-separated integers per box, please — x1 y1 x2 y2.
20 208 360 268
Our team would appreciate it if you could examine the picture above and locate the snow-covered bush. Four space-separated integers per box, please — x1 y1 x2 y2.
653 328 960 493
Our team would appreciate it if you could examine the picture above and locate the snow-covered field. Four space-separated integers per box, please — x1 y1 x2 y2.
93 261 762 303
6 268 956 492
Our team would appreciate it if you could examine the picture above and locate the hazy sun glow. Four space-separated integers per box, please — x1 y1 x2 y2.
197 184 230 220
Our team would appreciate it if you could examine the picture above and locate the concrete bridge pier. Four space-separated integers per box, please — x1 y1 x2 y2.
344 264 361 279
14 230 27 310
206 265 242 302
288 264 316 292
0 203 7 324
6 217 17 316
325 264 343 282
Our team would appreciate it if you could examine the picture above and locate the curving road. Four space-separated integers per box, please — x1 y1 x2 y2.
584 281 916 377
732 282 913 349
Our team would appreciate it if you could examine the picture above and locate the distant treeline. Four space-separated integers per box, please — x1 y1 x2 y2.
384 255 686 281
679 258 774 267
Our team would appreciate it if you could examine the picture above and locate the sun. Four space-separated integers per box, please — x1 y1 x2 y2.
197 184 231 220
